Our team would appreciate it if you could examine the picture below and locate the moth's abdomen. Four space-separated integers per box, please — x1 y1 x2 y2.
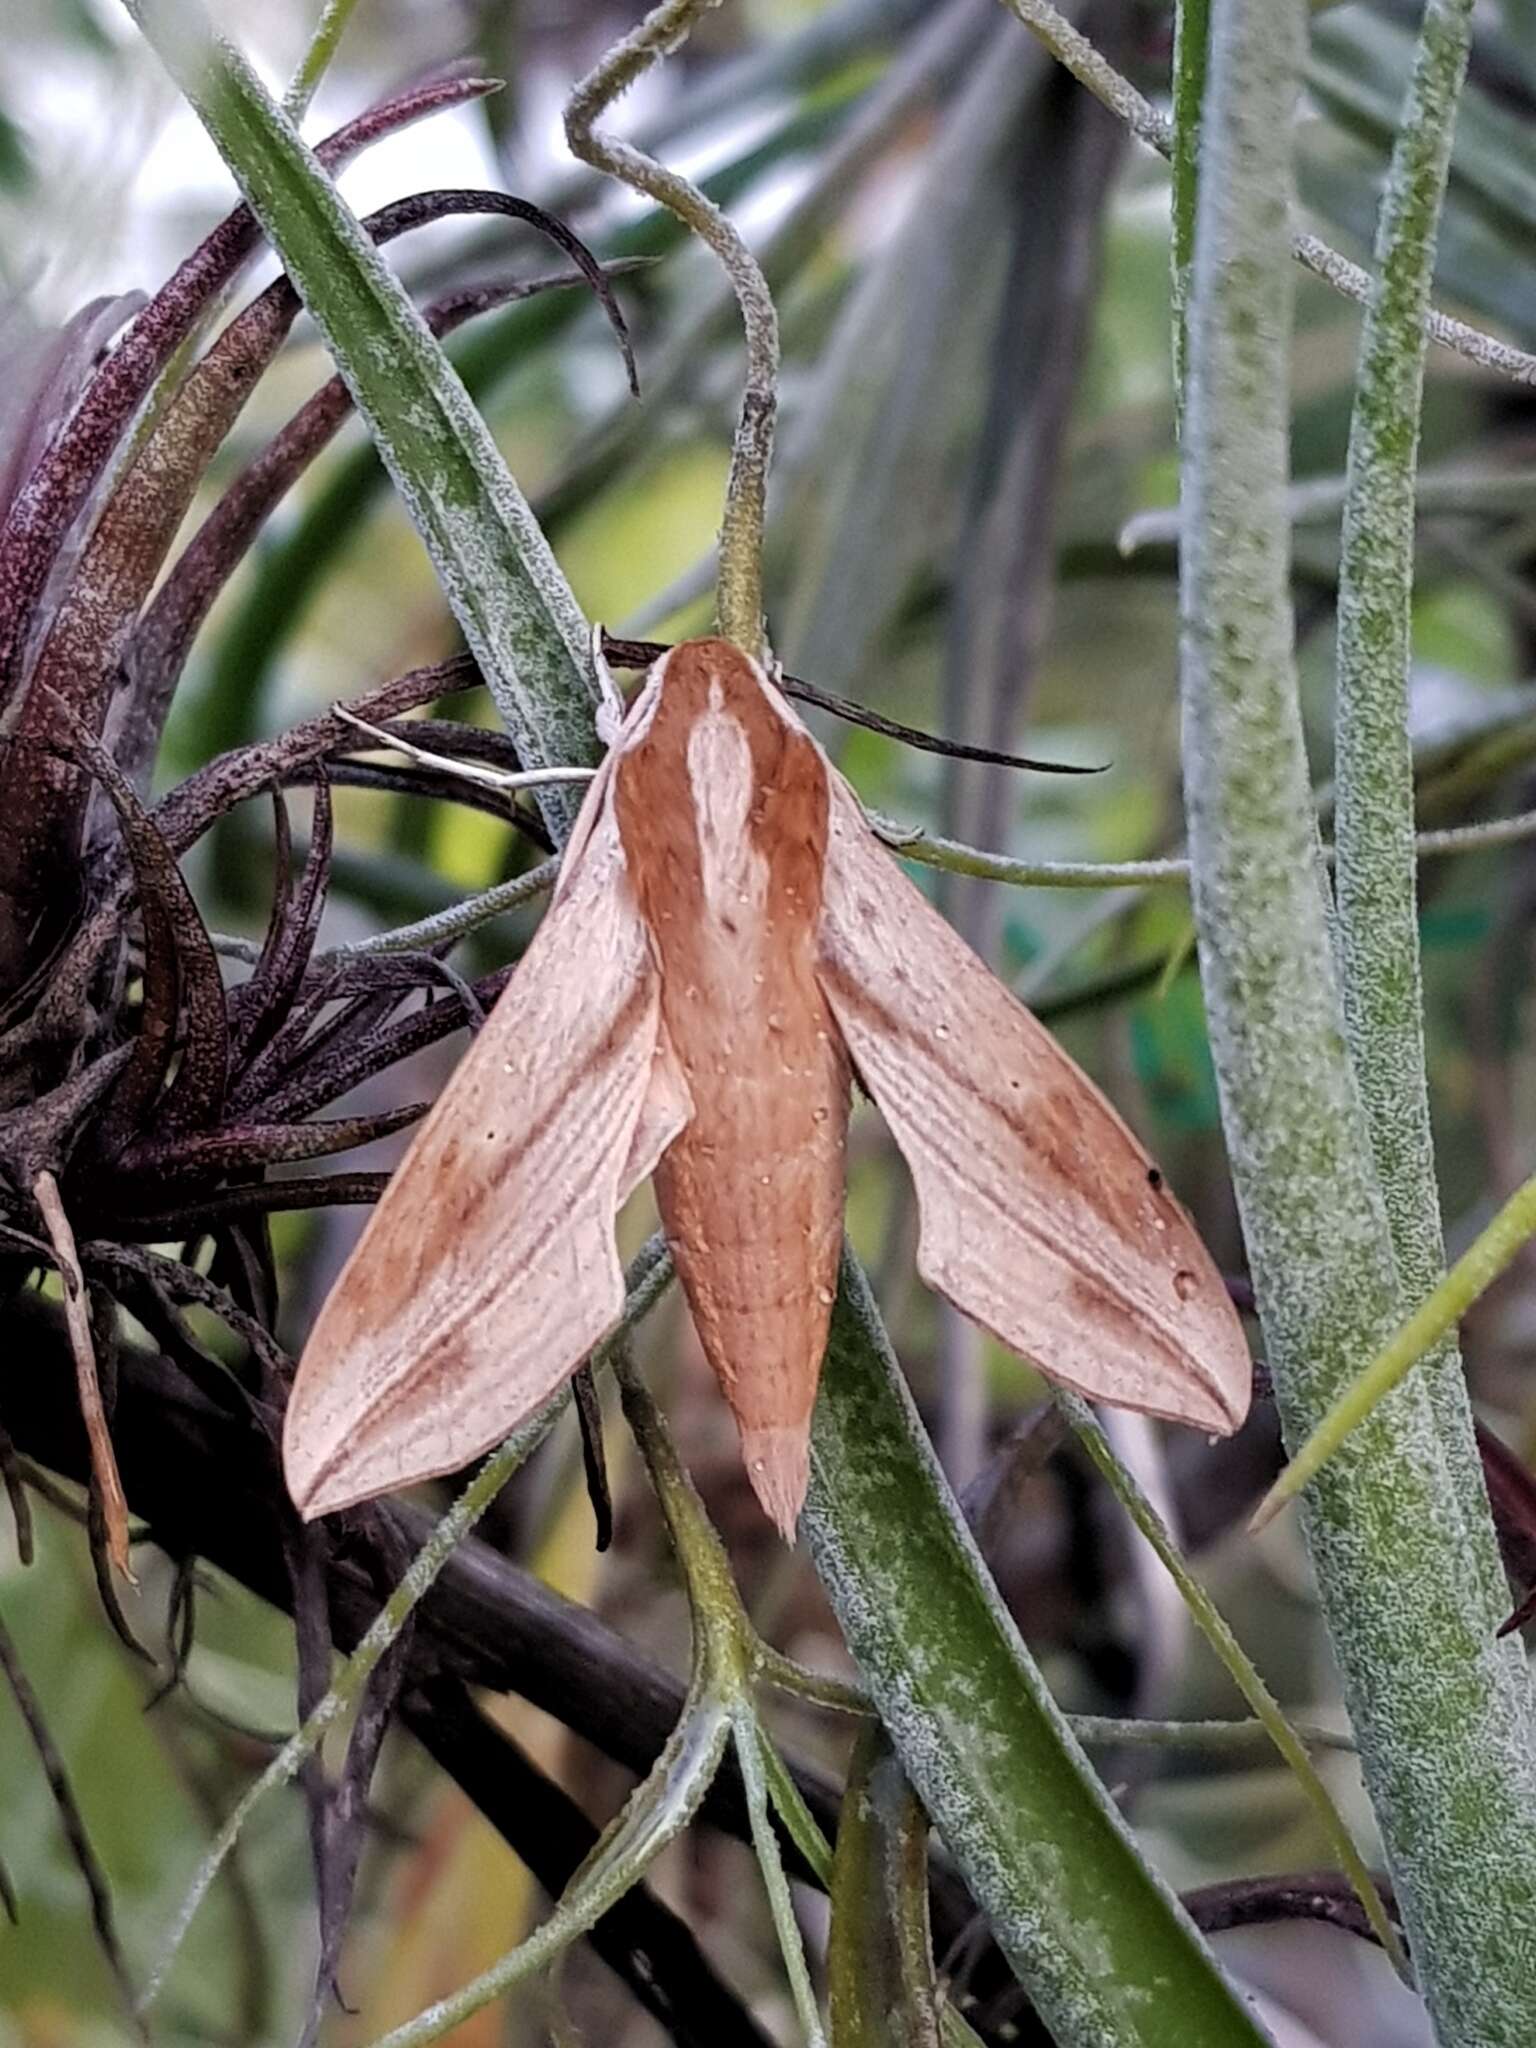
653 1021 849 1535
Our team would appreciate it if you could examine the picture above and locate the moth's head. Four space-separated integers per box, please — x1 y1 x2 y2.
639 637 808 755
654 635 771 693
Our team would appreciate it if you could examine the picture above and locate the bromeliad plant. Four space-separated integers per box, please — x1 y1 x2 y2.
0 63 666 2035
0 12 1280 2047
12 0 1536 2043
0 65 643 1563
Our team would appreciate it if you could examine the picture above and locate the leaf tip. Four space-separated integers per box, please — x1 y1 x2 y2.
1247 1476 1293 1536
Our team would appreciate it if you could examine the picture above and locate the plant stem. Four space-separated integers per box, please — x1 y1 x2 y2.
1061 1396 1403 1970
326 859 558 959
565 1 778 656
284 0 363 119
1330 0 1506 1607
735 1717 827 2048
1179 0 1536 2036
1170 0 1210 427
894 803 1536 891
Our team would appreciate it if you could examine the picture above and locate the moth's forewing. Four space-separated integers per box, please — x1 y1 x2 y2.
816 773 1251 1434
613 642 850 1535
282 760 678 1518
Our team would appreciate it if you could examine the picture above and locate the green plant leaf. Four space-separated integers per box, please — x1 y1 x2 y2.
804 1255 1270 2048
124 0 600 835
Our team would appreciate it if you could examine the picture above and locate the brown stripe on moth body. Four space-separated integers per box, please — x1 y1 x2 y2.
612 639 850 1532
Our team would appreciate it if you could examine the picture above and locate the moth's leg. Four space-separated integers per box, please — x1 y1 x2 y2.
592 624 627 747
332 704 596 795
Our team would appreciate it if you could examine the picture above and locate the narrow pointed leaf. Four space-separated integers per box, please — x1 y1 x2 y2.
0 72 495 698
124 0 603 829
53 713 228 1145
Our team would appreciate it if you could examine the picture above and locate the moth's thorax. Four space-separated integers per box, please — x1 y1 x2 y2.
611 638 831 969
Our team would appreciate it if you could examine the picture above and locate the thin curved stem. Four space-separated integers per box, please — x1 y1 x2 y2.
565 2 779 654
893 803 1536 891
1061 1395 1405 1973
330 860 560 959
1330 0 1502 1634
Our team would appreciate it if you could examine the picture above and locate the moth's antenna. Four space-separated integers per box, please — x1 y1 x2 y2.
566 3 777 661
599 633 1108 775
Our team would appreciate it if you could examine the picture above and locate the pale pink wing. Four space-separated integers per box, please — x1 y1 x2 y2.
816 774 1251 1433
283 767 688 1517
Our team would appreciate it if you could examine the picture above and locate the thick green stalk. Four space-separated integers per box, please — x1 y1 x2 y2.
1331 0 1508 1605
804 1258 1269 2048
1319 0 1532 1662
1179 0 1536 2039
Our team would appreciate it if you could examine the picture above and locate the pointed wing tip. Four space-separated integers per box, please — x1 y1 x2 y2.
741 1426 809 1541
283 1450 388 1522
1196 1375 1252 1437
281 1400 375 1521
1088 1357 1250 1440
1183 1328 1255 1438
281 1439 338 1521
